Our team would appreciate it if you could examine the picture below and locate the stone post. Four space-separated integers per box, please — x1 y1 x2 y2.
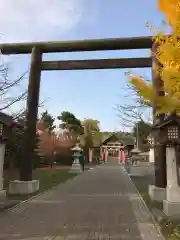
163 146 180 217
149 148 154 163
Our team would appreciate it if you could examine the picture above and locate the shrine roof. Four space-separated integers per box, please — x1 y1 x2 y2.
101 133 135 146
0 111 18 127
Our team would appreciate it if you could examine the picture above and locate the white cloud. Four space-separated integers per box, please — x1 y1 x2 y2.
0 0 83 43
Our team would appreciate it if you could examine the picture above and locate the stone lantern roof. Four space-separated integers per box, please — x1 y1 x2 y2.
131 147 141 154
71 143 82 152
152 114 180 129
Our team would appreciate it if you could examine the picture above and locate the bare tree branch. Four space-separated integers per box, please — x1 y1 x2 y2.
0 71 27 91
12 98 49 120
115 81 152 128
0 54 49 121
0 59 28 113
0 91 27 111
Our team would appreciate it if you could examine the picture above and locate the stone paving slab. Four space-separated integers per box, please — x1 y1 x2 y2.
0 165 164 240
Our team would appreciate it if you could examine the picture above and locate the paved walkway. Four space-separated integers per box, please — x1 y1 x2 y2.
0 165 164 240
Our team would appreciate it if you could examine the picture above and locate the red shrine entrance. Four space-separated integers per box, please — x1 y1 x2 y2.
100 134 135 164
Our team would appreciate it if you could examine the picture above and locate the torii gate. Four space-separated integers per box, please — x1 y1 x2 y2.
0 36 166 192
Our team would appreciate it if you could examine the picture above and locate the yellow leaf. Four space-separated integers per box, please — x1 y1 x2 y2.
158 0 180 28
125 0 180 116
128 76 156 102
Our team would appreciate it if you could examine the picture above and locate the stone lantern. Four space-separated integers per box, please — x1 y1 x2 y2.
151 114 180 217
124 146 141 176
130 146 141 164
69 143 83 174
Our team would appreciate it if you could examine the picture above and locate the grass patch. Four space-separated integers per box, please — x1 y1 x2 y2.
3 167 77 201
130 173 180 240
34 168 76 192
131 175 163 211
160 219 180 240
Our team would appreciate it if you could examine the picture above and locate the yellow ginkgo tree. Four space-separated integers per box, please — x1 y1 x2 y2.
158 0 180 27
128 0 180 116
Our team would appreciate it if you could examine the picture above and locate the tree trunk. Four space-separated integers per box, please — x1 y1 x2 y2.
152 42 167 188
154 144 167 188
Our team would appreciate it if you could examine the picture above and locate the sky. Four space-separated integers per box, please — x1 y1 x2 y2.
0 0 167 132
